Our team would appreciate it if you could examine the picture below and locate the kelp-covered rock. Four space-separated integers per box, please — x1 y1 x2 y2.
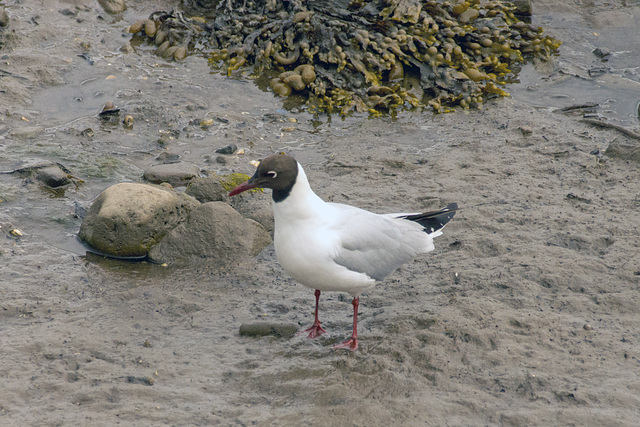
128 0 561 115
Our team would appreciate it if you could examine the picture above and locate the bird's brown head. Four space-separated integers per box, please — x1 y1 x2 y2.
229 154 299 202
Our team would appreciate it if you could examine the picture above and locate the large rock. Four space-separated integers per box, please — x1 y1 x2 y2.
148 202 271 266
79 183 199 257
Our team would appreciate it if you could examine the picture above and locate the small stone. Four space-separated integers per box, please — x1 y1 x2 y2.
156 135 172 146
80 128 94 137
14 162 71 188
0 7 9 28
519 126 533 135
155 151 181 162
120 42 134 54
125 376 154 386
98 0 126 14
592 47 611 59
511 0 532 16
215 144 238 155
583 324 593 331
36 164 70 188
58 8 76 17
239 322 299 339
588 66 608 77
143 162 200 186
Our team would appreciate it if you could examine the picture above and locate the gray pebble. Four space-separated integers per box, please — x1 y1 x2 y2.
239 322 299 339
143 162 200 186
0 7 8 28
98 0 126 14
592 47 611 59
36 164 70 187
215 144 238 155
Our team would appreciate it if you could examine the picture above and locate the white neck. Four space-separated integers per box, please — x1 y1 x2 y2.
272 163 326 222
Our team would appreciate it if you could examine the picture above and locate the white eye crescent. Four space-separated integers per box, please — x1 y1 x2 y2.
267 171 277 178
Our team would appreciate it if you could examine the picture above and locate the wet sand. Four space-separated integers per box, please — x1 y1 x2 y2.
1 1 640 425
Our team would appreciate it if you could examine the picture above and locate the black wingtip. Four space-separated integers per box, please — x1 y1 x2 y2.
401 203 458 234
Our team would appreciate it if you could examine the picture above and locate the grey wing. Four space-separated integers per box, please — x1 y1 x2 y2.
330 205 422 281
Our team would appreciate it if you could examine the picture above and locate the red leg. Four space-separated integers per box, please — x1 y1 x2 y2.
334 296 359 351
298 289 326 338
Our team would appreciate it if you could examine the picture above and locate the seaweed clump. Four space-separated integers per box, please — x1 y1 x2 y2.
128 0 561 115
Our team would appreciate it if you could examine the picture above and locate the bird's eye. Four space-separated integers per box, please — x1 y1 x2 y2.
267 171 277 178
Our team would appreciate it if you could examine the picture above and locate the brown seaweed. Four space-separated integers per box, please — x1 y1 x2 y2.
127 0 562 116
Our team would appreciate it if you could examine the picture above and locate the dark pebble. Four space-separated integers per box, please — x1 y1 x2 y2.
124 376 154 386
239 322 298 339
215 144 237 155
592 47 611 59
155 151 181 162
0 7 9 27
36 164 70 187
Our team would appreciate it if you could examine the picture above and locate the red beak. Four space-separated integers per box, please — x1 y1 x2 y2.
229 180 258 197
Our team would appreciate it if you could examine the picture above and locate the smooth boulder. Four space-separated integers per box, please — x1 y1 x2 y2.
79 183 199 257
148 202 271 266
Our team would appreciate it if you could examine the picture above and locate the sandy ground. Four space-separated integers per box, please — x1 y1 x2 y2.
1 1 640 426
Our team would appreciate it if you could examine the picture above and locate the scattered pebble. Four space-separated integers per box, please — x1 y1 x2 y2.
239 322 299 339
155 151 180 162
0 7 9 28
80 128 94 137
98 0 126 14
35 164 71 187
519 126 533 135
215 144 237 155
583 324 593 331
124 376 154 386
592 47 611 59
143 162 200 186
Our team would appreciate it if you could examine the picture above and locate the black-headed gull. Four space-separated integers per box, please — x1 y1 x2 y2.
230 154 457 351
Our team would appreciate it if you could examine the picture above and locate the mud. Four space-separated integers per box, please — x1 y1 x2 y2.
1 0 640 425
